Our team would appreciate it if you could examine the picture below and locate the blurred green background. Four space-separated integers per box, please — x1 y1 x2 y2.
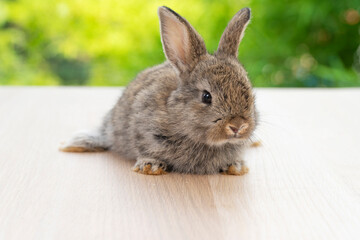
0 0 359 87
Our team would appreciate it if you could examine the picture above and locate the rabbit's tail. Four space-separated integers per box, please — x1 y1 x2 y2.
59 129 110 153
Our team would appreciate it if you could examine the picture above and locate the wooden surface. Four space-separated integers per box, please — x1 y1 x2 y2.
0 87 359 239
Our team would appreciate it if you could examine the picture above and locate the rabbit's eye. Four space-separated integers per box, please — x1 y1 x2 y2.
202 90 212 104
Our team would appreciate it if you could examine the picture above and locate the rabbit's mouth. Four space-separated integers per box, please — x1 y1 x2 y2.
207 131 251 146
227 133 249 141
229 133 243 139
209 135 249 146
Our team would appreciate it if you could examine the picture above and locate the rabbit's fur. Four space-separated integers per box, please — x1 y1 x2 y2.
60 6 258 175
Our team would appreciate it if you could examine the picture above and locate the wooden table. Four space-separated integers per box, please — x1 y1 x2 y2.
0 87 359 239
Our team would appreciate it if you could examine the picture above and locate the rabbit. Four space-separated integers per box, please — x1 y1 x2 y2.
60 6 258 175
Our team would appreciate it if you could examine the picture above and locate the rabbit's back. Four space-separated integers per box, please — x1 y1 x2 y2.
105 62 177 159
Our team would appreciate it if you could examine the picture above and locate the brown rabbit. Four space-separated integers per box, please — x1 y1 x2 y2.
60 6 258 175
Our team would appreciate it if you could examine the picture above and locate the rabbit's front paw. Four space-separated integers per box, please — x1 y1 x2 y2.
221 161 249 176
132 158 167 175
250 141 261 148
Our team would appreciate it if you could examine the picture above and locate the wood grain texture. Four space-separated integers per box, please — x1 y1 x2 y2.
0 87 359 239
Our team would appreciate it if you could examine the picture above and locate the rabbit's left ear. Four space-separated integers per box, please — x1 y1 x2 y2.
216 8 251 58
158 6 207 74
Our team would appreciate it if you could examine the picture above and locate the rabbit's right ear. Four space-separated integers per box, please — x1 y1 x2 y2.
158 6 207 74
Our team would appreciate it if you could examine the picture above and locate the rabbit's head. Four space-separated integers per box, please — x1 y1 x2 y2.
159 7 257 146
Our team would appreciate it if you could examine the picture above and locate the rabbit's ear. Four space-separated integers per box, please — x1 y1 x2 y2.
158 6 207 73
216 8 251 58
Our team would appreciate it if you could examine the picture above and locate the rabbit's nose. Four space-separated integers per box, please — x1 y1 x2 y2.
229 126 239 134
228 123 249 134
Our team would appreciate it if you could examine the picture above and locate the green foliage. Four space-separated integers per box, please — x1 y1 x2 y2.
0 0 359 87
